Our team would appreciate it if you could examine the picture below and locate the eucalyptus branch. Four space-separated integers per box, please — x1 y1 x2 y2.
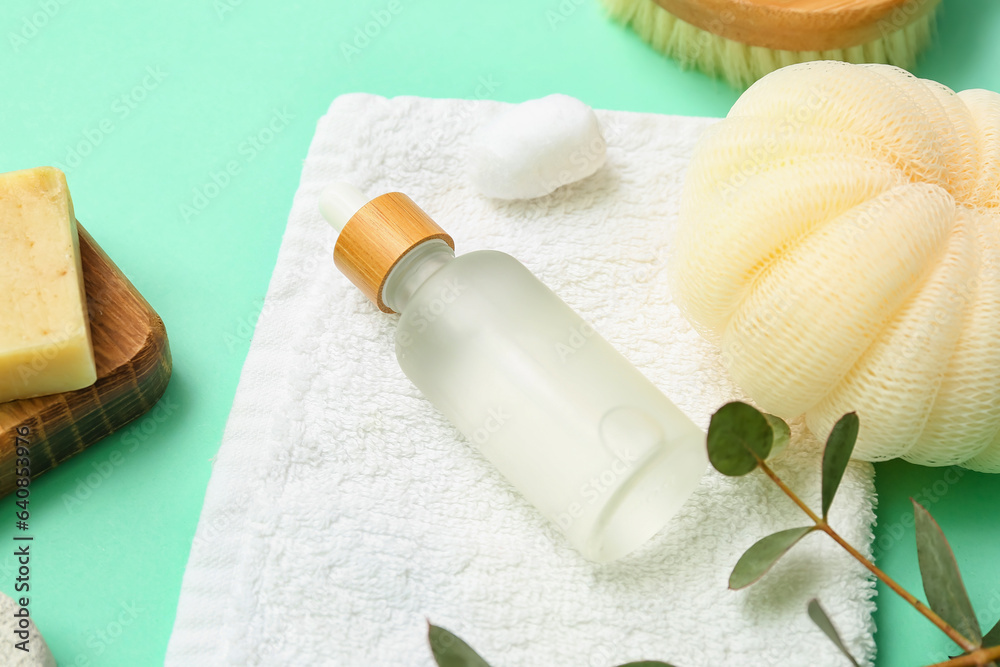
708 402 1000 667
756 457 980 655
928 645 1000 667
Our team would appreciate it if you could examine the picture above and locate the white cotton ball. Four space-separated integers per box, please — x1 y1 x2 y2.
0 592 56 667
468 94 607 200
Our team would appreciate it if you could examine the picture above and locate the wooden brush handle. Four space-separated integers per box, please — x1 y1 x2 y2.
654 0 940 51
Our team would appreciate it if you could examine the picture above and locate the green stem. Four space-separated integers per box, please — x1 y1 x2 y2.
755 458 980 655
925 644 1000 667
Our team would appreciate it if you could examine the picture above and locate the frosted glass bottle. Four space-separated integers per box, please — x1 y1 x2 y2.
321 184 708 562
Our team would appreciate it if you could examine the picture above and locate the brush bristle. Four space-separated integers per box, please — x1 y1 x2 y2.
600 0 937 88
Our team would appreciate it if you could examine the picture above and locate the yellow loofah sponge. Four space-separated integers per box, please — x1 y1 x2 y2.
670 61 1000 472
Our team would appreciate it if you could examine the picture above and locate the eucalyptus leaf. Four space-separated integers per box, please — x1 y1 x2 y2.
984 616 1000 647
428 624 492 667
707 402 774 477
912 500 983 646
729 525 815 589
763 413 791 458
807 599 860 666
821 412 859 519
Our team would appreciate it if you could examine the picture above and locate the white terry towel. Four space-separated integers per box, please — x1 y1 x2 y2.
166 94 878 667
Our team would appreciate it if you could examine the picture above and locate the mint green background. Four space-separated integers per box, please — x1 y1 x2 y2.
1 1 998 665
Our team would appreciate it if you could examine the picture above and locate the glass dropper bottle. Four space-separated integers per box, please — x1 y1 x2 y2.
320 183 708 562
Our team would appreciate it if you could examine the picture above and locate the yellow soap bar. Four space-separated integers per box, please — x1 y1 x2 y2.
0 166 97 403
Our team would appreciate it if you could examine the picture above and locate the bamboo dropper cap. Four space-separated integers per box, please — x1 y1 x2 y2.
320 183 455 314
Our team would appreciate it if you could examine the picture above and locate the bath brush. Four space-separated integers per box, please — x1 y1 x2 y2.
600 0 942 88
669 61 1000 471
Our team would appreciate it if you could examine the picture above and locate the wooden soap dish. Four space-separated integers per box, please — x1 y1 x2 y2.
0 224 172 497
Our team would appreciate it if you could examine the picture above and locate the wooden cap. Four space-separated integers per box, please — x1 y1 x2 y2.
333 192 454 313
653 0 940 51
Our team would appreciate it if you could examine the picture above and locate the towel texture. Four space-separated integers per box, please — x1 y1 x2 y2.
166 94 878 667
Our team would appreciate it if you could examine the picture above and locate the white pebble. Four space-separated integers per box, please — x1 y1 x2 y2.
468 94 607 200
0 592 55 667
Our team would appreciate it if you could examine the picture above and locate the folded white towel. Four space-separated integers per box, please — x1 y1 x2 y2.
166 94 878 667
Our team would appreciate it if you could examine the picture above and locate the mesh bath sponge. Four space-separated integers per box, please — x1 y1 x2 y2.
670 61 1000 472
